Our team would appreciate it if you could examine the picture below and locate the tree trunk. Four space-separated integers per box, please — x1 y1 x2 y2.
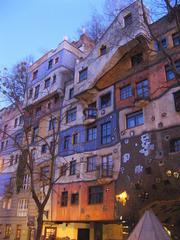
36 209 44 240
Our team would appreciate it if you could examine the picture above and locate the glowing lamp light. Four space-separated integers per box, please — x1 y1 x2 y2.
116 191 129 206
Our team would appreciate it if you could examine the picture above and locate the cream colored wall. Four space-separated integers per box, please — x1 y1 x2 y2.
119 86 180 139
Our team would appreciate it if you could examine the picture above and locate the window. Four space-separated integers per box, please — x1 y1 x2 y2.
136 79 149 98
66 107 77 123
15 133 22 145
72 133 78 145
1 141 4 151
55 57 59 64
10 156 14 166
165 60 180 81
124 13 132 27
16 225 21 240
48 59 53 69
87 156 97 172
88 186 103 204
126 110 144 128
29 89 33 99
35 106 41 117
48 118 56 131
71 193 79 205
64 136 71 149
5 140 8 149
41 144 48 154
32 70 38 80
19 116 23 125
170 138 180 152
69 88 74 99
131 53 143 66
172 32 180 47
102 154 113 177
34 85 40 99
87 126 97 141
100 45 107 56
60 163 67 176
32 126 38 143
2 198 12 209
101 122 111 145
53 74 56 83
120 85 132 100
79 68 88 82
70 160 76 175
14 118 18 128
17 199 28 217
174 90 180 112
44 78 50 88
40 166 49 181
22 175 30 190
61 191 68 206
156 38 167 51
4 224 11 239
100 92 111 109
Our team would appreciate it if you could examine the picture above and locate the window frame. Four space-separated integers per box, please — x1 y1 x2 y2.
87 155 97 172
88 186 103 204
87 126 97 142
61 191 68 207
66 107 77 123
120 85 132 100
131 53 143 67
136 79 149 98
70 160 76 175
101 121 112 145
79 68 88 82
100 92 111 109
170 138 180 153
126 110 144 129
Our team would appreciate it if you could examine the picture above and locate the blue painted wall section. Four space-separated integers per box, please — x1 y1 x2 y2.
59 111 119 156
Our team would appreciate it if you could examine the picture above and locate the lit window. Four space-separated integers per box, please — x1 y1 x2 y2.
79 68 88 82
44 78 50 88
101 122 111 144
88 186 103 204
70 160 76 175
170 138 180 152
136 79 149 98
100 92 111 109
87 156 97 172
120 85 132 100
87 126 97 141
126 110 144 128
124 13 132 27
172 32 180 47
131 53 143 66
66 108 76 123
17 199 28 217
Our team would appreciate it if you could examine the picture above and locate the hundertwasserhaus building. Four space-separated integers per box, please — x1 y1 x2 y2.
0 1 180 239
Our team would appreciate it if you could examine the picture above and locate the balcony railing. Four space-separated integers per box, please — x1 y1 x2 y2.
96 165 113 184
83 108 97 124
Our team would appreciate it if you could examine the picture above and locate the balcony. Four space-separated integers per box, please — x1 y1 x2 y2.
134 96 150 108
83 108 97 124
96 165 113 185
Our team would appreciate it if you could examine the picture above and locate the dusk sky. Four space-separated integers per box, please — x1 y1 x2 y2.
0 0 105 70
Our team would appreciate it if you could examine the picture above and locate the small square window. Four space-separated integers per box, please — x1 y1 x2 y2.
124 13 132 27
126 110 144 129
100 92 111 109
79 68 88 82
48 59 53 69
120 85 132 100
44 78 50 89
131 53 143 66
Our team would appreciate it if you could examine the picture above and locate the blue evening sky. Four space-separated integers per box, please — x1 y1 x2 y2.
0 0 105 69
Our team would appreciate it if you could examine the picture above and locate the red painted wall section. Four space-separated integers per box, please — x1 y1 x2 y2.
52 181 115 222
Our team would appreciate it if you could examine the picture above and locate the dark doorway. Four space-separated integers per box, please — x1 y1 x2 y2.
77 228 90 240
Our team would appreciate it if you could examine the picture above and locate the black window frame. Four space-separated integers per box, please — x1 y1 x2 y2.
48 59 53 69
66 107 77 123
100 45 107 56
69 88 74 99
61 191 68 207
170 138 180 153
136 79 149 98
126 110 144 129
88 186 103 204
174 90 180 112
32 70 38 80
70 160 76 175
71 193 79 205
64 136 71 150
